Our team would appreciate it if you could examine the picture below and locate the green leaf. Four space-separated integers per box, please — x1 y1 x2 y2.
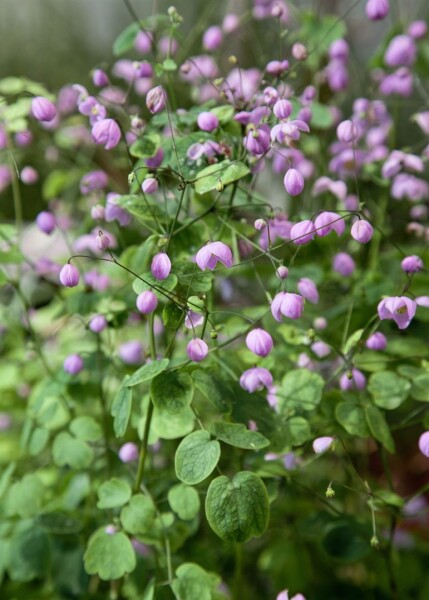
163 302 184 328
152 406 195 440
175 430 220 485
336 401 370 437
129 133 161 159
0 462 16 500
194 160 250 195
171 563 216 600
151 370 193 414
279 369 324 412
411 373 429 402
111 385 132 438
364 405 395 453
97 478 132 509
132 272 178 299
192 369 231 412
162 58 177 72
8 525 51 582
287 416 312 445
52 432 94 469
120 494 156 535
6 474 45 517
28 427 50 456
205 472 270 543
368 371 410 410
70 416 103 441
210 422 269 450
84 529 136 580
116 195 167 227
113 22 140 56
126 359 170 387
168 484 201 520
211 105 235 124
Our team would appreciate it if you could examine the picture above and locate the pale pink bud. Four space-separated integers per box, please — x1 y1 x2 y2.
136 290 158 314
63 354 84 375
119 442 139 462
351 219 373 243
246 328 273 357
187 338 209 362
59 263 80 287
312 436 334 454
31 96 57 122
151 253 171 280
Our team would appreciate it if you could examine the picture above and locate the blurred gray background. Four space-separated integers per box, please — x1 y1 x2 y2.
1 0 428 90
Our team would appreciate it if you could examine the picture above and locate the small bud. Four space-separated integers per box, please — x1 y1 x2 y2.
216 180 224 192
228 55 238 64
276 266 289 279
36 211 56 235
210 329 218 339
254 218 266 231
326 484 335 499
59 263 80 287
96 231 110 251
292 42 308 60
63 354 84 375
187 338 209 362
128 171 136 184
89 314 107 333
136 290 158 314
370 535 379 549
31 96 57 122
142 177 158 195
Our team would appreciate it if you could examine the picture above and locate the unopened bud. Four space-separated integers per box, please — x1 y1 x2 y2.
210 329 218 340
128 171 135 184
96 231 110 251
326 483 335 499
228 55 238 65
216 180 224 192
370 535 379 549
276 266 289 279
254 218 266 231
292 42 308 61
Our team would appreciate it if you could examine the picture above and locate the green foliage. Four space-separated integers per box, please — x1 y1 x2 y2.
97 478 132 509
205 472 270 542
168 484 201 520
194 160 250 194
368 371 410 409
151 370 194 414
175 430 221 485
120 494 156 534
279 369 325 412
210 421 270 450
84 529 136 580
111 385 133 438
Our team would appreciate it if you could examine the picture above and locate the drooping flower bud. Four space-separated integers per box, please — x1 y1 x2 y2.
197 111 219 132
312 436 334 454
276 266 289 279
418 431 429 458
146 85 166 114
401 255 423 273
332 252 355 276
91 119 121 150
142 177 158 195
246 328 273 357
119 442 139 462
118 340 143 364
195 242 233 271
297 278 319 304
239 367 273 393
284 168 304 196
351 219 373 243
273 99 292 120
136 290 158 314
63 354 84 375
365 332 387 350
336 119 357 143
203 26 223 51
340 368 366 390
31 96 57 122
271 292 304 321
365 0 389 20
92 69 109 87
89 314 108 333
290 220 315 245
96 231 110 251
59 263 80 287
187 338 209 362
151 252 171 280
36 211 56 234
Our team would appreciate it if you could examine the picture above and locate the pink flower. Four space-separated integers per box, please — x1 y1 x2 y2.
333 252 355 276
195 242 233 271
297 278 319 304
313 437 334 454
31 96 57 122
337 119 357 143
290 220 316 245
59 263 80 287
240 367 273 393
91 119 121 150
246 328 273 357
418 431 429 458
197 111 219 132
203 26 223 51
36 211 56 234
401 255 423 274
314 212 345 237
340 368 366 391
89 315 108 333
377 296 417 329
351 219 373 243
284 168 304 196
187 338 209 362
151 253 171 280
119 442 139 462
365 332 387 350
365 0 389 20
146 85 166 114
142 178 158 195
271 292 304 321
136 291 158 314
63 354 84 375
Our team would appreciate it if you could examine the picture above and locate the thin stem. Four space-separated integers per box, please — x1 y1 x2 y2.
166 184 187 252
134 401 154 494
97 336 112 474
232 543 244 600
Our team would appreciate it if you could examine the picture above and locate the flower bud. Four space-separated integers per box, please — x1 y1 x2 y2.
401 255 423 273
63 354 84 375
91 204 105 220
246 328 273 357
276 266 289 279
271 292 304 321
119 442 139 462
365 0 389 20
351 219 373 243
136 290 158 314
297 278 319 304
240 367 273 393
119 341 143 364
365 332 387 350
292 43 308 61
284 168 304 196
290 220 315 245
20 166 39 184
146 85 166 114
254 219 266 231
31 96 57 122
340 368 366 390
197 111 219 132
333 252 355 277
313 436 334 454
59 263 80 287
418 431 429 458
92 69 109 87
92 118 121 150
273 99 292 120
36 211 56 234
151 252 171 280
336 119 357 143
203 26 223 51
142 177 159 195
89 314 108 333
96 231 110 251
187 338 209 362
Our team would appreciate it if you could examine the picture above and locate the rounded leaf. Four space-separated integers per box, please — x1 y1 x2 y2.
84 529 136 580
175 430 220 485
152 371 194 415
205 472 270 542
